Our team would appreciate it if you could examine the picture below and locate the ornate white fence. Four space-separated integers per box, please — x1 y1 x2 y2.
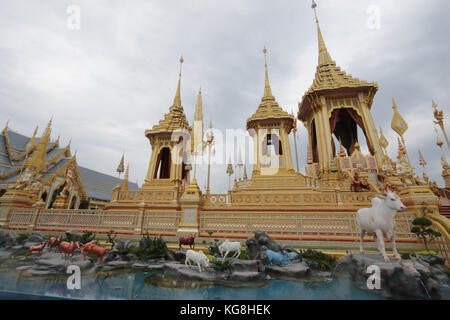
142 211 181 235
199 211 417 241
34 209 139 233
7 209 35 229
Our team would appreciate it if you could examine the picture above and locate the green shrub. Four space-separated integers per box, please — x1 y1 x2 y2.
210 259 232 271
299 248 336 271
411 218 441 251
136 235 168 260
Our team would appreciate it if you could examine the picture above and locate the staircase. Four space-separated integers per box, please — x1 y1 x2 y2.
440 205 450 220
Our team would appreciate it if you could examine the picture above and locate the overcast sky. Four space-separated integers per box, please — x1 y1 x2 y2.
0 0 449 193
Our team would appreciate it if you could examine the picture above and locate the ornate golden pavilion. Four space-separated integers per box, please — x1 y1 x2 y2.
1 4 449 263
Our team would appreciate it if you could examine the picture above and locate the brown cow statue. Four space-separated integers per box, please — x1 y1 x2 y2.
179 234 195 250
48 237 60 251
59 241 79 259
28 242 47 256
81 243 107 264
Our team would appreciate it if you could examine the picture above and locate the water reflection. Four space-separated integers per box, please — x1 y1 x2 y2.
0 270 382 300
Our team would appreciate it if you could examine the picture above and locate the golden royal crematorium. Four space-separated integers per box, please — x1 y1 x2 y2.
1 7 450 264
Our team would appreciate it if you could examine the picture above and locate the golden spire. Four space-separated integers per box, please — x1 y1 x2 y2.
243 165 248 180
263 47 273 99
172 56 184 107
122 163 129 190
27 117 52 172
194 87 203 121
312 2 333 66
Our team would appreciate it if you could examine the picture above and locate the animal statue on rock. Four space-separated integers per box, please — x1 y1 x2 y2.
266 249 290 266
219 239 241 262
185 250 210 272
59 241 79 259
48 237 60 251
179 234 195 250
357 192 406 263
81 242 107 264
27 242 46 256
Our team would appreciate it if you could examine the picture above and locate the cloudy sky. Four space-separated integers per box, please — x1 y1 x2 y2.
0 0 449 193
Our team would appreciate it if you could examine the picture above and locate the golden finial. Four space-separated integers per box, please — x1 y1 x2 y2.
209 120 213 129
172 56 184 107
263 47 273 98
312 1 332 65
194 87 203 122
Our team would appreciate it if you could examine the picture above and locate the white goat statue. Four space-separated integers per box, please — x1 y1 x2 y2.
356 192 407 263
219 239 241 262
185 249 210 272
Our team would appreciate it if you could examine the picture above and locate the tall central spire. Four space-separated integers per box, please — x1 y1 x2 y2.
263 47 273 99
194 87 203 121
172 56 184 107
313 3 333 65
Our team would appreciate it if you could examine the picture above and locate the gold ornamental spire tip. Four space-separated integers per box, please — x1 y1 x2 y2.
173 56 183 107
263 47 273 98
312 2 332 65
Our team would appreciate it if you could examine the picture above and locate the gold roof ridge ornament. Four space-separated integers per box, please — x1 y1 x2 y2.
26 117 52 173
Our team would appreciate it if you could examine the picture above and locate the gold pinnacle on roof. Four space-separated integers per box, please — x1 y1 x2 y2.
122 163 129 190
173 56 184 107
146 57 190 135
27 117 52 173
246 48 294 130
263 47 273 99
313 4 332 66
194 87 203 121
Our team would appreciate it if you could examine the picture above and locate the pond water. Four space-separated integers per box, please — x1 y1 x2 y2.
0 269 383 300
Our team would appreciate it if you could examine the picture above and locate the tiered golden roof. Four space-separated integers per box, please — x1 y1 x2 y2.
247 48 294 130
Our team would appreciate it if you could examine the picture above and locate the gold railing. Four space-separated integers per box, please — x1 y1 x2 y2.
35 209 139 233
199 211 417 241
142 211 180 235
